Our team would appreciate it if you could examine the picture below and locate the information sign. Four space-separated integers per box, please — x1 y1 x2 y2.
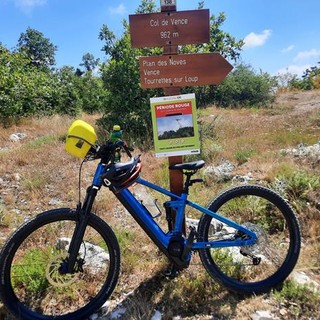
150 93 200 157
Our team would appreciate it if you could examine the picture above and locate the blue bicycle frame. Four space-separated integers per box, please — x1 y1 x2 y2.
92 163 257 262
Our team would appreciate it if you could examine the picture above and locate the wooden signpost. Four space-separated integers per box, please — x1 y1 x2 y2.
129 1 233 224
139 53 233 89
129 9 209 48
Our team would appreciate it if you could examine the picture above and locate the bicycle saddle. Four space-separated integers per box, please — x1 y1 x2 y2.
169 160 205 171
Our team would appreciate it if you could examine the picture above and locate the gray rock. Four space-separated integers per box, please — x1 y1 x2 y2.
204 161 235 182
251 310 278 320
56 238 110 271
280 141 320 158
186 217 223 236
232 173 256 184
291 271 320 291
9 133 27 142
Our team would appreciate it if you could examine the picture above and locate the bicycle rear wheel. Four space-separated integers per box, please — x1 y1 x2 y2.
198 185 301 294
0 208 120 320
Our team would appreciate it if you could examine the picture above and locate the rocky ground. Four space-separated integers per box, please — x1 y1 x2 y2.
1 90 320 319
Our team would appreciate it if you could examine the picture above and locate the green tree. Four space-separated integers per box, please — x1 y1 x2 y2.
17 27 57 69
80 53 100 72
76 72 107 113
99 21 161 147
1 40 106 123
0 43 57 124
53 66 82 116
136 0 157 13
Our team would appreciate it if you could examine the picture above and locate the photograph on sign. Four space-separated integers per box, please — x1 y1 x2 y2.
150 93 200 158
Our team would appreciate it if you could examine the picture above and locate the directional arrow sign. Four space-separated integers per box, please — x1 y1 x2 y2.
139 53 233 89
129 9 209 48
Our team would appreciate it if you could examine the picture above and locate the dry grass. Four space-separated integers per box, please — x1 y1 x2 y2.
1 90 320 319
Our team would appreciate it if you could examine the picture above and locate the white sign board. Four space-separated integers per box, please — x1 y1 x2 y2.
160 0 176 7
150 93 200 158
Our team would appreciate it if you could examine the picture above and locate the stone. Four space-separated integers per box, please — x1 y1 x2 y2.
251 310 277 320
9 133 27 142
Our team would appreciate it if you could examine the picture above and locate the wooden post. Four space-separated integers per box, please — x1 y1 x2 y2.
161 2 185 233
161 4 183 197
162 49 183 197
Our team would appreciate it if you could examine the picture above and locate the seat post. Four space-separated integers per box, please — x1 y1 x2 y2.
183 171 195 194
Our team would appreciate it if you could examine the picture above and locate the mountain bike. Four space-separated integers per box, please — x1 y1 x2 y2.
0 121 301 320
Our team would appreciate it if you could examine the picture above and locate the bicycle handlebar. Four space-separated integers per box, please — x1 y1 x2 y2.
86 139 133 163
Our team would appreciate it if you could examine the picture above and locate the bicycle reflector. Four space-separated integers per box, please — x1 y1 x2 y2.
65 120 97 158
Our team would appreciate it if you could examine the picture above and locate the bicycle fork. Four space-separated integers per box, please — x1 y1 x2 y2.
62 186 98 274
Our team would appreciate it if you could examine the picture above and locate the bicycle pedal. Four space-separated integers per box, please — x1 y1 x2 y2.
164 267 179 279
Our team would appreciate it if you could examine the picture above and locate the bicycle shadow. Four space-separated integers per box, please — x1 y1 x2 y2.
102 267 246 320
0 269 247 320
0 302 14 320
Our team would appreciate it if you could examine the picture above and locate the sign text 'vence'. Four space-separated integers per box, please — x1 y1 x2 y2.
139 53 233 89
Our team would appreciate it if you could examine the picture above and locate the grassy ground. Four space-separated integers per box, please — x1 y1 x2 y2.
0 90 320 319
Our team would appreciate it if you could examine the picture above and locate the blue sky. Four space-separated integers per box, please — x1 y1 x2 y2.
0 0 319 77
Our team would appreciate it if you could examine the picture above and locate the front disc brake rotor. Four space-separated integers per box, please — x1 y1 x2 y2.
45 253 78 287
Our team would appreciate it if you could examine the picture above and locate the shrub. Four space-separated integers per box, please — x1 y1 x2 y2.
272 280 320 318
214 64 277 108
233 146 256 165
288 62 320 91
280 170 320 201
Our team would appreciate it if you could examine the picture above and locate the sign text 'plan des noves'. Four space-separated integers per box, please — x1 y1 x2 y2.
139 53 233 89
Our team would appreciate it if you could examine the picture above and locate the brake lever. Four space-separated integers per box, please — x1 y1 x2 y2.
122 141 133 158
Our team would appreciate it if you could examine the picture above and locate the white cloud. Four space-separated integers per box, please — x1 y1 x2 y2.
109 3 126 15
15 0 46 9
276 64 311 77
293 48 320 62
10 0 46 14
243 29 272 48
281 45 294 53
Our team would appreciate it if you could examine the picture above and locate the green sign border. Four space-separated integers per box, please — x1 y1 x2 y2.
150 93 200 158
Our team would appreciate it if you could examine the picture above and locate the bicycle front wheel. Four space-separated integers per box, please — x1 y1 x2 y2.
198 185 301 294
0 208 120 320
